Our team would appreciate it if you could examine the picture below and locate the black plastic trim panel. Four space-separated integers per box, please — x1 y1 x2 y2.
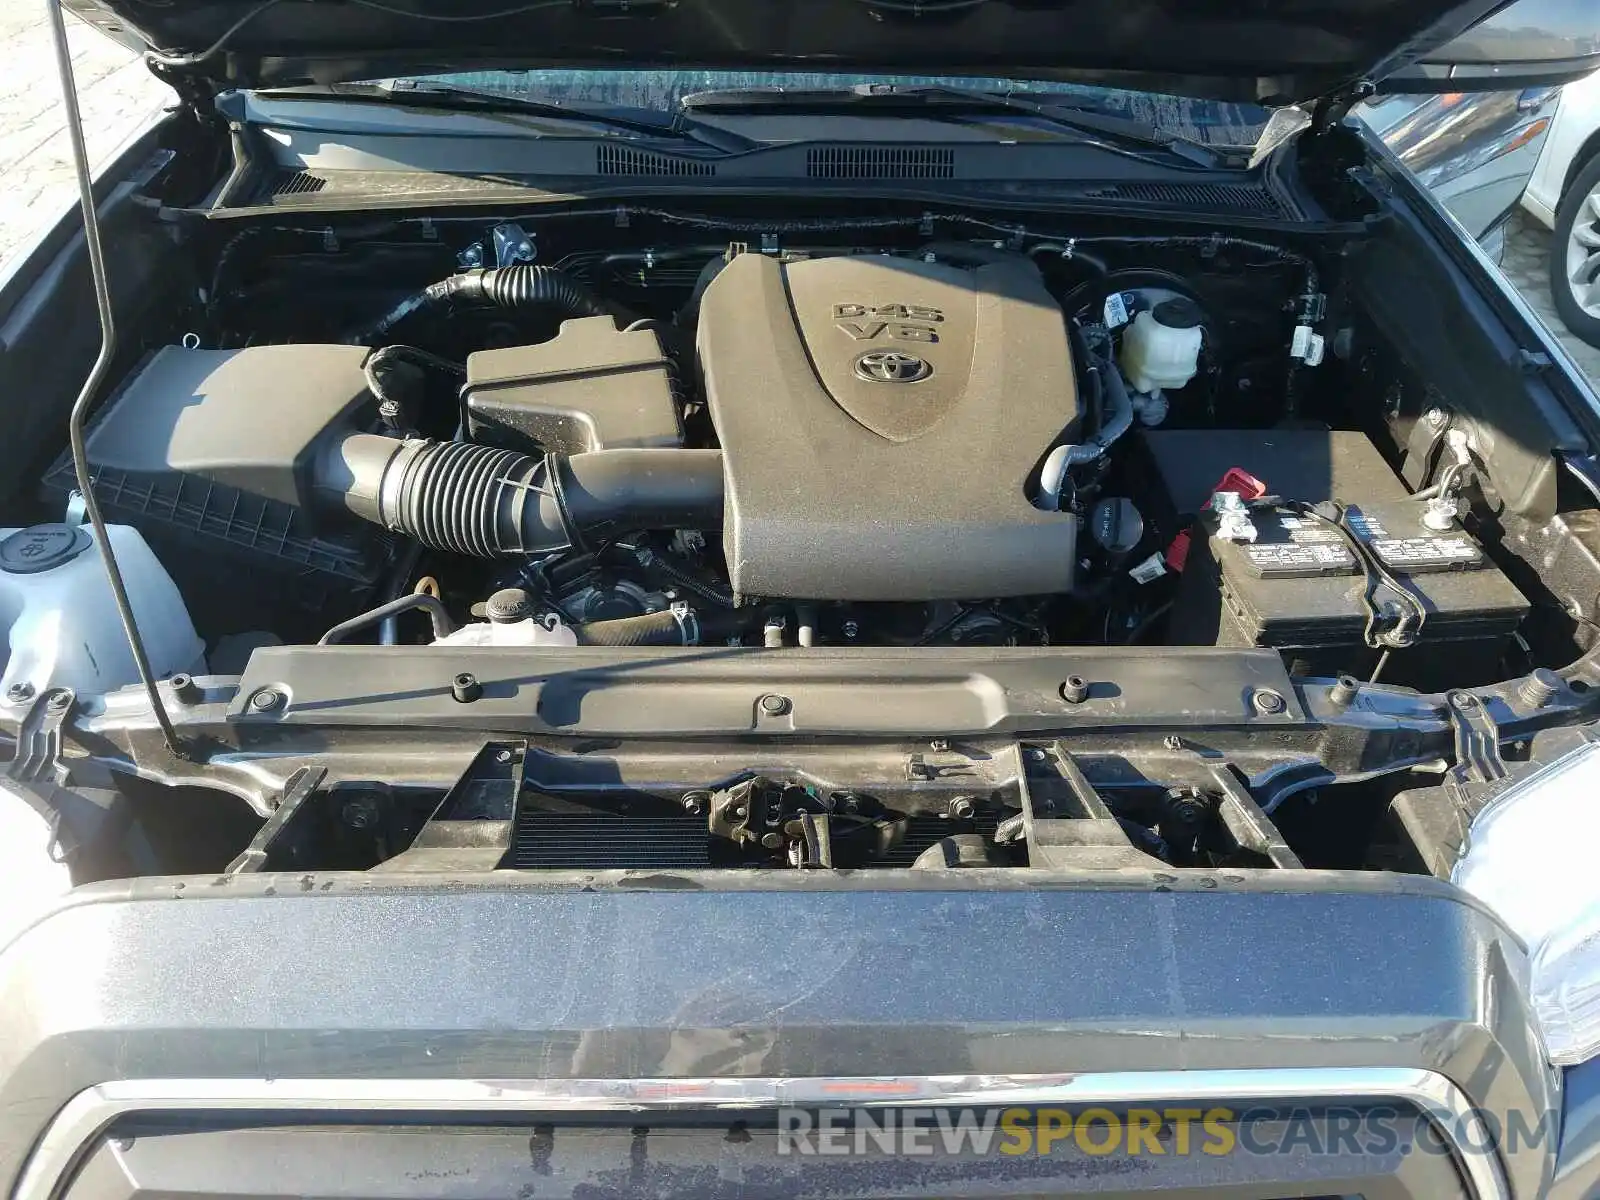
230 645 1303 735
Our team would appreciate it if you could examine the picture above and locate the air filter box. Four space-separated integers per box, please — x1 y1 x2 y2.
464 316 682 455
41 344 393 641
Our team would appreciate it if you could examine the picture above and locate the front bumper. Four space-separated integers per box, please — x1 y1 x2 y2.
0 871 1559 1198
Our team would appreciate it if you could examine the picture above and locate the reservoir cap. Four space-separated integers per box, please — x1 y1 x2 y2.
0 524 92 575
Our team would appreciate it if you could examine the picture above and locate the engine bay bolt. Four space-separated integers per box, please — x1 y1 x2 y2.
247 687 284 713
5 682 34 705
681 790 711 816
841 619 860 640
45 689 71 712
1251 689 1287 715
451 672 483 703
1163 735 1184 751
1518 668 1564 709
759 693 791 716
1328 675 1360 709
169 673 200 704
1059 676 1090 704
760 831 785 849
930 738 950 752
1424 406 1449 430
1451 692 1479 710
948 796 976 820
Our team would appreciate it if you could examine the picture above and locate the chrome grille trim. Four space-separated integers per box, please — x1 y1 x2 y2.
14 1068 1506 1200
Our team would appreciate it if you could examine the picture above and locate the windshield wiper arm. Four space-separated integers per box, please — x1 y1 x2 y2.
272 81 759 154
681 84 1225 166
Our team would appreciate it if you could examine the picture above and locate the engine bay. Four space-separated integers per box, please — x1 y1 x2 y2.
25 210 1534 683
10 198 1600 881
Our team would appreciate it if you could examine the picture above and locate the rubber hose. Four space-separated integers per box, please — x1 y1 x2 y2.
319 593 457 646
575 609 695 646
432 266 609 316
354 265 609 342
319 434 724 559
1060 357 1135 469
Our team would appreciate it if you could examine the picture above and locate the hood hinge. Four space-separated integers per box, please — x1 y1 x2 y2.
147 58 219 122
1309 79 1377 137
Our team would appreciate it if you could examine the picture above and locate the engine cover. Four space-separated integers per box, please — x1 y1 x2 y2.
697 253 1081 600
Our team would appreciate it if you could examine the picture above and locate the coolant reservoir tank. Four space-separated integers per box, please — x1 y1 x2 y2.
1119 298 1204 394
0 523 204 699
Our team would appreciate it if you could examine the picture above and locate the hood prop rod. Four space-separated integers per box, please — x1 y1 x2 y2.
47 0 183 757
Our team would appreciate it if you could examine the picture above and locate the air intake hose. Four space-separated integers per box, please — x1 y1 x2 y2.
319 434 724 558
355 266 612 342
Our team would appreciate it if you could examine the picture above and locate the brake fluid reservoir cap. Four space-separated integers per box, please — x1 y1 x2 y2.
1153 297 1204 329
0 524 91 575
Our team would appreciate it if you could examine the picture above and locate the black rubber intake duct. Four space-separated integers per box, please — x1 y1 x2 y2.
430 266 610 317
319 434 723 558
355 266 613 342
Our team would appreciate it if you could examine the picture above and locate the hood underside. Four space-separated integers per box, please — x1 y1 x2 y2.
66 0 1518 105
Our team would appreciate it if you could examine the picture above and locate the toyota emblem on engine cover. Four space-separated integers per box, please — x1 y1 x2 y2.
854 349 931 383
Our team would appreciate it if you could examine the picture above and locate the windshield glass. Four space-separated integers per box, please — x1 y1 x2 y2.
391 69 1270 147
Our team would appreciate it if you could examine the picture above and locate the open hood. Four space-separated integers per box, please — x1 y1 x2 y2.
60 0 1600 106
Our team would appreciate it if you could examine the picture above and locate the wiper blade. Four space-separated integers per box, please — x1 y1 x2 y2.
274 81 758 154
681 84 1225 167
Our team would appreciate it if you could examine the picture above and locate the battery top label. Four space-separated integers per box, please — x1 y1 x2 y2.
1240 540 1358 578
1368 535 1483 572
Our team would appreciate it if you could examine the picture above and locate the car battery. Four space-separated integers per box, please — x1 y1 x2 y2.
1140 429 1529 684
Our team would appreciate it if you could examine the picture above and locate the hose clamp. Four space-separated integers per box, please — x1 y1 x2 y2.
543 452 589 555
669 600 699 646
378 438 429 532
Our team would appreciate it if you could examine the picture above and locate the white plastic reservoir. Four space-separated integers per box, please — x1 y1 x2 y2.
1119 298 1205 395
0 523 204 699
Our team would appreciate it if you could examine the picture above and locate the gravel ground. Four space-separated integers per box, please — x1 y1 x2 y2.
2 9 1599 391
0 1 169 268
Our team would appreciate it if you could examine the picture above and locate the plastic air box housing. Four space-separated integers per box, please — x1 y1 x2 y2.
464 316 683 455
41 345 394 641
1142 428 1528 684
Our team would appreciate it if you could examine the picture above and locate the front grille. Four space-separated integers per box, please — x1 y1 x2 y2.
595 144 716 176
510 812 712 869
807 145 955 179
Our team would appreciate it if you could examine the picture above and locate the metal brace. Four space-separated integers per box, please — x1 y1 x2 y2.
8 688 73 789
491 222 536 267
227 766 329 873
1446 691 1506 785
5 688 80 862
